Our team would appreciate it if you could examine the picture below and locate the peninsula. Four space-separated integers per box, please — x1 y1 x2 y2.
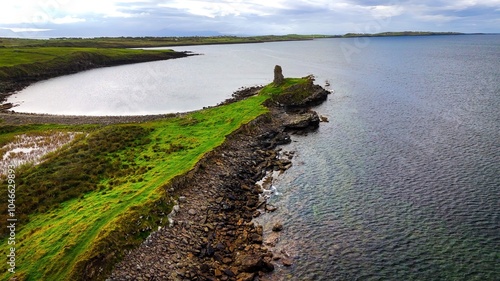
0 59 329 281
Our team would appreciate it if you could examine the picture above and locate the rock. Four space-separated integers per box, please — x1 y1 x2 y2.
250 233 263 244
237 253 265 273
255 225 263 236
284 111 320 130
172 205 180 213
301 87 330 107
188 209 196 215
282 257 293 267
262 257 275 272
237 272 255 281
246 198 258 207
273 65 285 85
214 268 223 277
320 115 329 122
200 264 210 273
272 222 283 232
223 268 236 277
265 205 277 212
178 196 187 203
274 132 291 145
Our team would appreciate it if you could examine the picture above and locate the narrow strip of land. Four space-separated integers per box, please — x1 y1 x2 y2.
0 75 329 281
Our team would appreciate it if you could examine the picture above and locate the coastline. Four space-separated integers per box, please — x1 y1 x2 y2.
0 75 330 280
0 86 263 125
109 87 329 281
0 50 193 110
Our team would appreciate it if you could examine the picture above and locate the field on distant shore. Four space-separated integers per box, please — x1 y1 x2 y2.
0 44 187 99
0 47 179 67
0 34 330 49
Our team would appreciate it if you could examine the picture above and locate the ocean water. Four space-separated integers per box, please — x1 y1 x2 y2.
255 35 500 281
8 35 500 280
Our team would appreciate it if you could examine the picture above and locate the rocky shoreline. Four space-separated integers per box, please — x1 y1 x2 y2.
108 84 329 281
0 68 330 280
0 86 265 126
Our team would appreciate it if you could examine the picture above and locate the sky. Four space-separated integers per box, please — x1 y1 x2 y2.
0 0 499 37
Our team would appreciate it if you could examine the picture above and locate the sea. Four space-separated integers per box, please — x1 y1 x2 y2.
8 35 500 280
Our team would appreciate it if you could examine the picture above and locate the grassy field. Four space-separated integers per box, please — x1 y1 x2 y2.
0 33 463 49
0 35 333 49
0 78 313 280
342 31 463 37
0 46 187 96
0 47 180 67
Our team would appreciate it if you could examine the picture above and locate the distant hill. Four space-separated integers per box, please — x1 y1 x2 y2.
342 31 465 37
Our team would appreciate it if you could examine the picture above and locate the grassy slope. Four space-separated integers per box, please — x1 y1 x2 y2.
0 47 190 97
0 47 178 67
0 92 275 280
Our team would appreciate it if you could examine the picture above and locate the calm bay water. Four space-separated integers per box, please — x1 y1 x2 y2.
9 36 500 280
255 36 500 281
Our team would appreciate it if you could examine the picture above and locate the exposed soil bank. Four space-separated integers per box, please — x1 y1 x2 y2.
108 87 329 281
0 51 192 109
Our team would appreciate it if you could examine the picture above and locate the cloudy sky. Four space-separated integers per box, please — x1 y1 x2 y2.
1 0 499 37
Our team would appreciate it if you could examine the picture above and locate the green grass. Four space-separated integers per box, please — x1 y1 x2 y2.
0 47 186 95
0 93 270 281
0 35 334 49
260 77 309 96
0 47 176 67
342 31 463 38
261 76 315 105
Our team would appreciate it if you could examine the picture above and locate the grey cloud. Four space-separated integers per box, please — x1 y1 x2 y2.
5 0 499 37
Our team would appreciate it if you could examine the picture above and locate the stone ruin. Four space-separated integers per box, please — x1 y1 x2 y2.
273 65 284 85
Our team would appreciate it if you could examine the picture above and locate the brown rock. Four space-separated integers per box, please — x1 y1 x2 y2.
237 253 264 273
272 222 283 232
284 112 320 130
282 257 293 267
237 272 255 281
215 268 223 277
223 267 236 277
265 205 277 212
262 257 275 272
250 233 263 244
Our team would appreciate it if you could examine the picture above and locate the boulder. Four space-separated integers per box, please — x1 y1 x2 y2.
284 112 320 130
237 272 256 281
272 222 283 232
